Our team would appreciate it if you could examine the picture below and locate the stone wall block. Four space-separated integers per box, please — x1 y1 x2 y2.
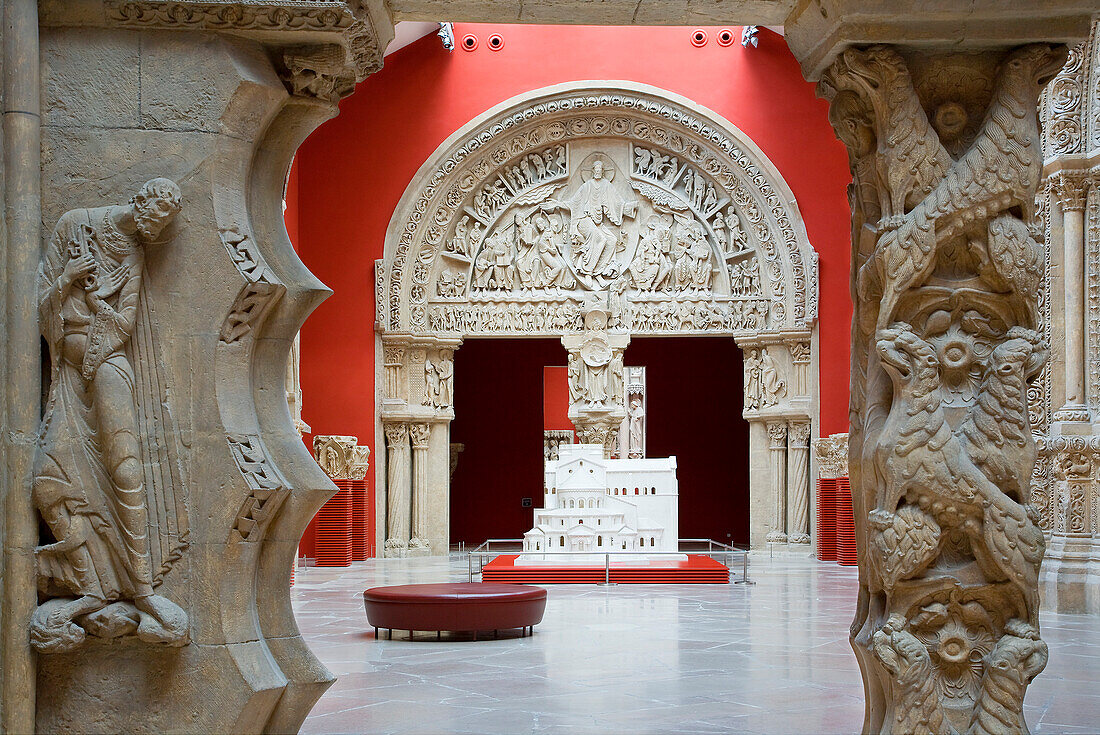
42 27 140 128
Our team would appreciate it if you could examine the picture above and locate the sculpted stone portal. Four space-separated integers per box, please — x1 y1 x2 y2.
33 179 190 653
378 82 818 552
822 43 1063 733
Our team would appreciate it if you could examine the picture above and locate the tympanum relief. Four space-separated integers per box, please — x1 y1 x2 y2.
380 86 817 343
430 140 771 337
32 179 191 653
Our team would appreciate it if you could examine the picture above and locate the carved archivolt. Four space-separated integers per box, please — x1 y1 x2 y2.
377 82 818 340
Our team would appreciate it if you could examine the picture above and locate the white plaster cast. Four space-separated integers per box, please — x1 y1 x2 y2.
518 444 680 564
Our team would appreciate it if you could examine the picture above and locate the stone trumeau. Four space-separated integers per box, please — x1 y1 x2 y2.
806 16 1076 735
6 0 394 732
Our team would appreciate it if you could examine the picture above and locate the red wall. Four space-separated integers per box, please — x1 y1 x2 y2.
294 24 853 551
542 367 572 432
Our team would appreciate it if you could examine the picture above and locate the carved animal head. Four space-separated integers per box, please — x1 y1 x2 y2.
985 619 1049 686
1000 44 1069 93
873 614 932 685
876 325 939 385
987 327 1045 390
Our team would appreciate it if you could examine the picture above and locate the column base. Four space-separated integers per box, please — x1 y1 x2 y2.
406 538 432 557
765 531 788 543
788 533 811 545
1040 534 1100 615
383 540 408 558
1053 404 1091 423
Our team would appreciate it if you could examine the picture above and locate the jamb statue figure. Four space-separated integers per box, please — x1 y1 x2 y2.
32 178 191 653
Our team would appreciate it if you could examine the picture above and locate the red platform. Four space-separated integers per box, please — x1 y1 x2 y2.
481 554 729 584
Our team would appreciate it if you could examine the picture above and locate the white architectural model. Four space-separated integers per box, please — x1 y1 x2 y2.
518 444 680 564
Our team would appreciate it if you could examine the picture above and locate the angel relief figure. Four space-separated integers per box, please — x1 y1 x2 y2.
32 178 191 653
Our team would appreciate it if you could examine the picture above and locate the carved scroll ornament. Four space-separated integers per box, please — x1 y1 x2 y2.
32 179 191 653
822 44 1064 733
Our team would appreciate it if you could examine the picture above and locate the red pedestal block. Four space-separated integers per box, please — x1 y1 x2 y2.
315 482 353 567
816 478 837 562
835 476 857 566
348 478 370 561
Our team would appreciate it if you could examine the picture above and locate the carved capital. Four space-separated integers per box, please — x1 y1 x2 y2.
383 345 406 366
409 423 431 449
280 45 356 103
789 340 811 365
384 422 408 445
313 434 357 479
787 420 812 446
1051 171 1090 212
312 435 370 480
766 421 787 448
813 432 849 479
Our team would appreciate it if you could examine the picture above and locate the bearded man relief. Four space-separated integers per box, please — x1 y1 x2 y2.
32 178 191 653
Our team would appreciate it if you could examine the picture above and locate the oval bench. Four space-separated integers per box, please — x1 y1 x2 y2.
363 583 547 639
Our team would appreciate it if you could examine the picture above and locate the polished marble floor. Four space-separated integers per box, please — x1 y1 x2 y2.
294 552 1100 734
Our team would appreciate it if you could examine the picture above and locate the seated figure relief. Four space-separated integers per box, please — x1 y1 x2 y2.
429 139 778 336
32 178 191 653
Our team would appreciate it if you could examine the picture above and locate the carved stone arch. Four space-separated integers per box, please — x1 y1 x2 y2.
376 81 818 339
373 82 820 555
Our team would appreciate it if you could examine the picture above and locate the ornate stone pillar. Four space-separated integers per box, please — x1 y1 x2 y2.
287 332 310 436
1052 172 1090 421
786 421 812 544
562 304 629 458
383 421 411 557
789 338 812 398
408 422 432 554
21 2 396 731
819 41 1064 734
765 421 788 543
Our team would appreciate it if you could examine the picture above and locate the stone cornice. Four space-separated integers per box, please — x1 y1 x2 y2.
44 1 395 84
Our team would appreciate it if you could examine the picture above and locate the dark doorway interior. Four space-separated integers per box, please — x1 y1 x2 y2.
448 336 749 547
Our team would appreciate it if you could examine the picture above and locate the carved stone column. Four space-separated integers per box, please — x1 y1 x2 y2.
408 422 432 555
789 339 812 398
1040 435 1100 613
383 422 411 557
1052 172 1091 421
562 304 629 458
786 421 812 544
820 42 1064 734
765 421 788 543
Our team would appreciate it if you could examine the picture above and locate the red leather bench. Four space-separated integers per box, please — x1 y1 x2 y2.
363 583 547 639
